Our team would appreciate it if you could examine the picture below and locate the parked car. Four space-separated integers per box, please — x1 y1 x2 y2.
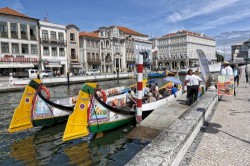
40 70 53 78
86 69 101 75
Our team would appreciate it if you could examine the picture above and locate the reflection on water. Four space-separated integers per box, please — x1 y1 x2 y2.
0 77 182 165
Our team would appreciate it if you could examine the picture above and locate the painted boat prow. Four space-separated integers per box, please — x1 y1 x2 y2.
8 79 41 133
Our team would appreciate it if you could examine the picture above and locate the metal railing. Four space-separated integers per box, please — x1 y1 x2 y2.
87 58 101 64
0 32 8 38
41 38 66 45
11 33 18 39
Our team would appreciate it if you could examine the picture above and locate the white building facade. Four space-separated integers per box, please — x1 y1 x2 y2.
79 31 101 73
39 21 67 75
0 7 40 76
157 30 216 69
66 24 81 74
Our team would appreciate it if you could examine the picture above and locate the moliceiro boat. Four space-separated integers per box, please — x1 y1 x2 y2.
62 81 182 141
8 79 127 133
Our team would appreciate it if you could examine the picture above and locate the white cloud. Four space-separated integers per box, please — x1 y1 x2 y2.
193 10 250 31
167 0 239 23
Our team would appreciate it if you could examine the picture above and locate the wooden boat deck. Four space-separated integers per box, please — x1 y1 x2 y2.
127 93 190 141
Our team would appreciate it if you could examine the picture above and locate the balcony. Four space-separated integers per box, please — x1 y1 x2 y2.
104 58 112 63
41 38 66 45
11 32 18 39
30 35 36 40
0 32 8 38
70 55 79 61
87 58 101 64
21 33 28 40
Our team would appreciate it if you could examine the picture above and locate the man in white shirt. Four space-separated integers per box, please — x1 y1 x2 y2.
185 71 203 105
220 61 233 76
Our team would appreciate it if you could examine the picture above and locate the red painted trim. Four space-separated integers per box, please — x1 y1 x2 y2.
137 99 142 107
137 82 142 90
138 64 143 73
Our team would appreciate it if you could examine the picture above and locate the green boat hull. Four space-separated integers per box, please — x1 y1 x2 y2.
33 115 69 127
89 117 135 133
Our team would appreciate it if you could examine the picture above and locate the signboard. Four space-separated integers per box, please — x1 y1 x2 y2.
196 49 210 84
0 56 38 62
217 75 234 96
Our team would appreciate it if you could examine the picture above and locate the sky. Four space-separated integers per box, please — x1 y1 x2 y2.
1 0 250 38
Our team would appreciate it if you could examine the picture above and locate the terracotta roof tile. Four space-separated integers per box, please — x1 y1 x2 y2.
0 7 30 18
79 31 99 39
117 26 147 37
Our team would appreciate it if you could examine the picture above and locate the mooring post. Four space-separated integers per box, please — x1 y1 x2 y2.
136 52 144 123
67 69 70 88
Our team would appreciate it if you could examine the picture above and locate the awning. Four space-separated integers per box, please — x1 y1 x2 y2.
0 63 34 68
45 64 62 68
72 65 82 68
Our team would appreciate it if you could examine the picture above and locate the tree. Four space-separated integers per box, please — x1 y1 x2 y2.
216 51 224 62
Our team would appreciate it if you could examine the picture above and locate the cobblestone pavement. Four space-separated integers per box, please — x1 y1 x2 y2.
180 73 250 165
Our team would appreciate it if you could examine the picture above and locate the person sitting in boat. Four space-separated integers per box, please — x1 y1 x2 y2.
146 93 156 103
143 84 150 97
171 84 178 98
153 90 161 100
126 90 136 111
152 83 159 92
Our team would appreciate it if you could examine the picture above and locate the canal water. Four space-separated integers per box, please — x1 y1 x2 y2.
0 77 184 166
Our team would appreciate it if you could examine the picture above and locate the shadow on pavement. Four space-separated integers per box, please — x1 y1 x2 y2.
201 122 250 144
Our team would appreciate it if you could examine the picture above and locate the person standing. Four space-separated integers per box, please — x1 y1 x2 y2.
219 61 234 98
233 64 241 87
184 69 193 104
220 61 233 76
185 71 203 105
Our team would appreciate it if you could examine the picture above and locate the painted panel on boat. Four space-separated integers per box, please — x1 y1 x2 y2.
33 97 53 119
89 93 131 124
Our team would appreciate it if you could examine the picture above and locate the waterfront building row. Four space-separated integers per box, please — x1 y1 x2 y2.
154 30 216 69
0 7 217 77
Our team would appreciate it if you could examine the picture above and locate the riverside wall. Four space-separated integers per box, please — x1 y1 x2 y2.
126 91 218 166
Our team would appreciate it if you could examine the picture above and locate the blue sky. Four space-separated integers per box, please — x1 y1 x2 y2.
1 0 250 38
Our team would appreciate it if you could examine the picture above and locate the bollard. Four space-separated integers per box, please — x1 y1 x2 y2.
67 70 70 88
136 52 144 123
9 73 14 87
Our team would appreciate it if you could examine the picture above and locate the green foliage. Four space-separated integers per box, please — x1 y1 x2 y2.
216 52 224 62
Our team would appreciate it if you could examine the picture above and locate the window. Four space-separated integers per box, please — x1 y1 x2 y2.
30 26 36 40
51 31 56 40
31 45 37 54
20 24 27 39
70 33 75 41
87 41 90 47
59 48 65 57
12 43 19 54
1 42 9 53
71 49 75 55
71 49 76 59
21 44 29 54
42 30 49 41
52 47 57 56
0 21 8 38
11 23 18 39
58 32 64 44
43 47 49 56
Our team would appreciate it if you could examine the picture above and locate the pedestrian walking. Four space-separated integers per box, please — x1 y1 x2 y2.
185 70 203 105
184 69 193 104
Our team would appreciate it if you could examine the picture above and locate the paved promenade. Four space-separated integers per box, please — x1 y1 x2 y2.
181 75 250 165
